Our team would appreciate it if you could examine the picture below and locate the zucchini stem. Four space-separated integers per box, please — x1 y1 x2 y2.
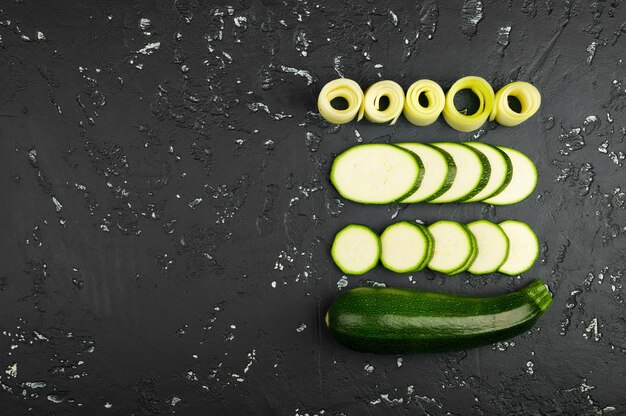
522 279 553 315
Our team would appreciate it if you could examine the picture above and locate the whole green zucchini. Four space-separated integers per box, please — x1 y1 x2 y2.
326 279 552 353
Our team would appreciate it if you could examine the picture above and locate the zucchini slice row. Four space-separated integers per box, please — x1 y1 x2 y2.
331 143 536 205
332 220 538 276
317 78 541 130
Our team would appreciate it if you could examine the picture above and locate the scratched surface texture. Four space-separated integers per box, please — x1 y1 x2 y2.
0 0 625 414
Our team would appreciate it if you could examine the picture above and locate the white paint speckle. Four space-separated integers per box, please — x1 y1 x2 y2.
336 276 348 289
497 26 511 47
279 65 314 85
584 317 602 342
139 18 151 30
234 16 247 27
33 331 49 341
136 42 160 55
243 350 256 373
52 196 63 212
586 41 598 65
47 395 64 404
188 198 203 209
354 128 362 143
389 10 398 26
248 102 270 113
580 380 595 392
5 363 17 378
24 381 46 389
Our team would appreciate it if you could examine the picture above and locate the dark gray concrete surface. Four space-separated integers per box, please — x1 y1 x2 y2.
0 0 625 414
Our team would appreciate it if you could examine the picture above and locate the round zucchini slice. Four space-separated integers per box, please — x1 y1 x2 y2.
396 143 456 203
482 146 537 205
330 144 423 204
428 142 490 203
380 222 433 273
463 142 512 202
466 220 510 274
498 220 539 275
331 224 380 275
427 220 475 274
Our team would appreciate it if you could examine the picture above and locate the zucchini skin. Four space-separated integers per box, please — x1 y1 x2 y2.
407 150 425 201
326 280 552 353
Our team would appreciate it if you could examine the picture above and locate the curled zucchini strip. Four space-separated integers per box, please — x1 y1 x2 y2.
490 81 541 126
442 76 494 132
403 80 445 126
317 78 364 124
362 80 405 125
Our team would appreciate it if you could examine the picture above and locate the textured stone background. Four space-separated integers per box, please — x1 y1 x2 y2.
1 0 625 414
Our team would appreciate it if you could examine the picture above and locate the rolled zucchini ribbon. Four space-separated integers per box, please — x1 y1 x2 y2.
317 78 364 124
362 80 405 125
442 76 495 132
490 81 541 126
403 80 445 126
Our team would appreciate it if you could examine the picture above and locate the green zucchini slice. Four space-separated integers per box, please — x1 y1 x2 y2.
467 220 510 274
463 142 513 202
330 144 423 204
395 143 456 203
380 222 433 273
331 224 380 275
428 142 490 203
445 229 479 275
427 220 475 274
482 146 537 205
498 220 540 275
